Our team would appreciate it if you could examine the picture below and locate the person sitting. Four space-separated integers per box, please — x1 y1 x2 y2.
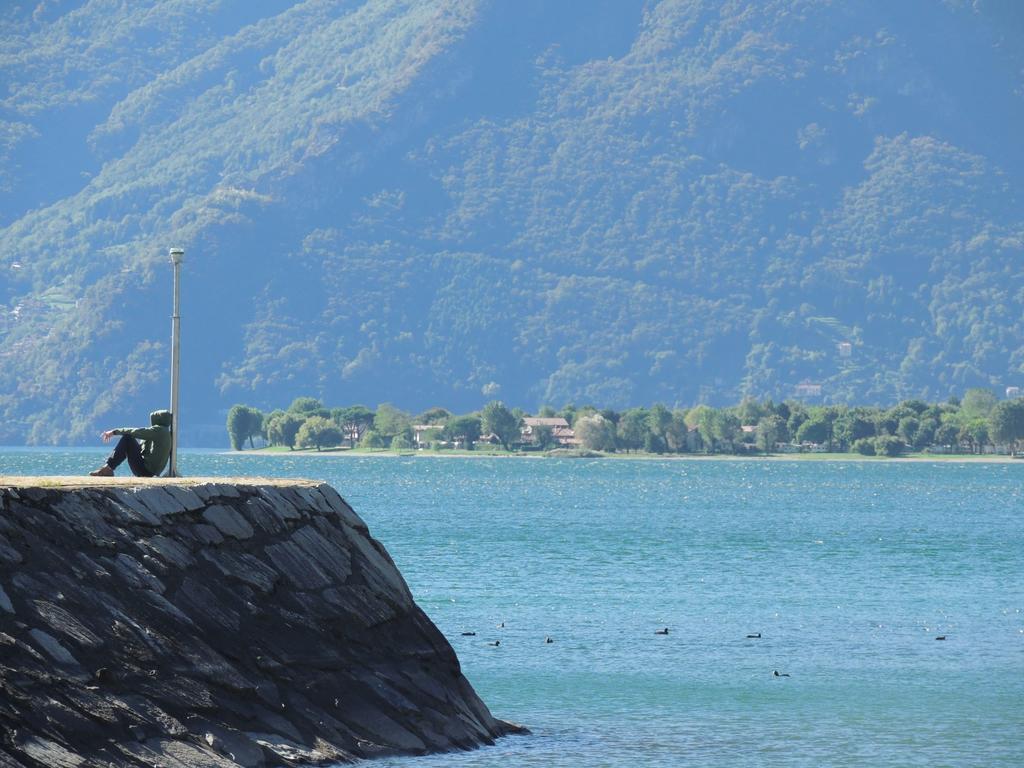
90 410 172 477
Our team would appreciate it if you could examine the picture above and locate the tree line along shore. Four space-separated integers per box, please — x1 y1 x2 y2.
226 389 1024 458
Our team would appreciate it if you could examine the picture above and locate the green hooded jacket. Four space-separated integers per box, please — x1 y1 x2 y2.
112 410 172 476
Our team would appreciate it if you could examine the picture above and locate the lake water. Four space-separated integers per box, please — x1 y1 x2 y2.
2 449 1022 767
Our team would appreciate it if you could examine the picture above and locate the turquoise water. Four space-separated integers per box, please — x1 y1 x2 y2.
3 450 1023 766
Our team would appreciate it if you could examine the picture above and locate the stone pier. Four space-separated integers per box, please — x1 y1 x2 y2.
0 477 521 767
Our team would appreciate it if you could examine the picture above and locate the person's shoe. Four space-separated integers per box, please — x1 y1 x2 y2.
89 465 114 477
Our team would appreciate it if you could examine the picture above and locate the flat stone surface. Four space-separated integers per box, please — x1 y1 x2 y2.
322 585 397 628
246 733 345 765
203 504 255 540
145 535 196 569
110 553 166 593
349 707 429 753
31 600 102 647
115 694 188 737
200 723 267 768
17 737 85 768
175 577 240 632
28 628 80 666
317 483 368 530
264 539 332 590
192 482 243 502
293 486 334 516
132 487 188 517
51 497 123 546
200 550 279 594
255 487 303 522
193 523 225 545
107 489 162 526
0 749 32 767
348 528 413 605
0 534 21 565
161 484 206 511
292 524 352 582
240 496 287 534
136 588 196 628
121 738 241 768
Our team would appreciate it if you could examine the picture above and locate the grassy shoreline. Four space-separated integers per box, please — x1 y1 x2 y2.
230 446 1023 463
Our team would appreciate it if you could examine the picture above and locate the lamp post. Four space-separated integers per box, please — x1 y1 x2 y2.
168 248 184 477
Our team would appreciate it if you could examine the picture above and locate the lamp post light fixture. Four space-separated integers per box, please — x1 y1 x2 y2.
168 248 184 477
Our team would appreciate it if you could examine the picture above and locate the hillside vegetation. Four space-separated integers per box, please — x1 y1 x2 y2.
1 0 1022 444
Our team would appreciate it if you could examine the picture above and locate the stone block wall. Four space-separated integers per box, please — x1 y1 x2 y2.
0 480 519 767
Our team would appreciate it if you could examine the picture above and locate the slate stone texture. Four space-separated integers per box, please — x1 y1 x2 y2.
0 481 522 767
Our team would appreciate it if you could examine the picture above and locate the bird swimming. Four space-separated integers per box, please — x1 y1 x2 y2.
545 636 554 644
773 670 790 677
461 631 476 636
935 635 946 641
747 633 761 639
655 627 669 635
487 640 500 647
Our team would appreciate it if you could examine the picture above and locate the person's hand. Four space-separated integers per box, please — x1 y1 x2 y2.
101 430 114 443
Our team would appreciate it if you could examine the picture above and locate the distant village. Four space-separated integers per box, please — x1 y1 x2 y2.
226 387 1024 457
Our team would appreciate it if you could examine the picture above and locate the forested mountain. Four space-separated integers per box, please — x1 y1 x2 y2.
1 0 1022 445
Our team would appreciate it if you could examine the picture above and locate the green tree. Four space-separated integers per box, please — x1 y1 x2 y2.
418 426 443 447
444 415 482 449
537 405 557 417
958 418 990 454
618 408 650 452
226 406 245 451
833 408 875 449
263 409 285 445
961 388 998 420
874 409 900 436
665 411 690 453
934 422 960 450
390 432 413 450
989 399 1024 452
296 416 341 451
685 405 714 452
481 400 521 451
899 399 929 415
416 407 452 425
374 403 412 439
913 417 938 449
333 405 375 447
736 397 765 425
852 438 876 456
896 416 919 446
756 415 785 453
874 435 905 457
226 404 264 450
647 403 673 443
575 413 617 452
264 409 304 449
712 410 741 452
774 401 793 423
288 397 326 416
786 404 809 440
559 403 578 427
796 415 830 446
643 431 667 454
532 424 558 450
359 429 386 449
